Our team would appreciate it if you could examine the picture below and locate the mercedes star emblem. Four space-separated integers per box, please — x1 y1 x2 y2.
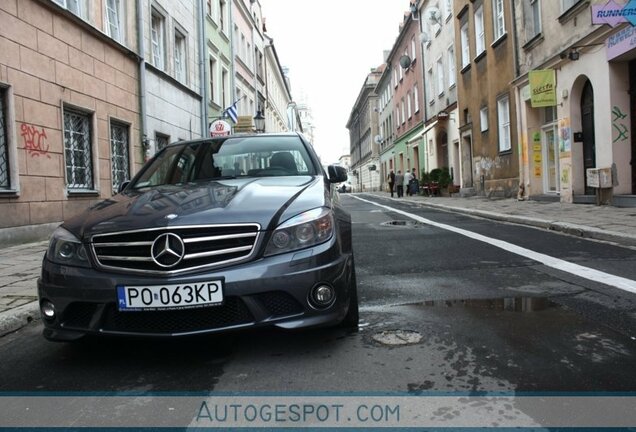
151 233 185 268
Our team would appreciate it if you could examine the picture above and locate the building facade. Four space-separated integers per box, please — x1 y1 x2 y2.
0 0 302 244
418 0 461 188
263 35 293 133
454 0 519 197
377 57 397 192
388 11 426 185
0 0 142 242
205 0 233 127
347 68 381 192
142 0 204 155
513 0 635 205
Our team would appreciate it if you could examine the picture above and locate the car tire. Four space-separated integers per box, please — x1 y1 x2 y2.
339 260 359 328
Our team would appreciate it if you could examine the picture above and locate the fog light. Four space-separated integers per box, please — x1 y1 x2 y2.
41 301 56 320
310 284 335 308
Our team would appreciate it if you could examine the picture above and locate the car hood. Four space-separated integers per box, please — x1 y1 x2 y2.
64 176 330 240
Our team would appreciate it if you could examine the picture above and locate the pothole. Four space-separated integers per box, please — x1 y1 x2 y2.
372 329 422 346
380 220 426 228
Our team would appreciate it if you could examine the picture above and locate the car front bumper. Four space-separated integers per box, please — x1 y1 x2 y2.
38 237 354 341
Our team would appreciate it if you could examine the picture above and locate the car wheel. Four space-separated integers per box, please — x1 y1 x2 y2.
339 260 359 328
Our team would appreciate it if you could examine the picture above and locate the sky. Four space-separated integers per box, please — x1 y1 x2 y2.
260 0 413 164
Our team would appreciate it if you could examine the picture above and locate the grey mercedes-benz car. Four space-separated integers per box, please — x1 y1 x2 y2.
38 133 358 341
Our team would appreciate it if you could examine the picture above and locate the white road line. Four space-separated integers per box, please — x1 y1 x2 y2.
352 195 636 295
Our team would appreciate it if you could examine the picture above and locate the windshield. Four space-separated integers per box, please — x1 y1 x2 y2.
130 135 317 189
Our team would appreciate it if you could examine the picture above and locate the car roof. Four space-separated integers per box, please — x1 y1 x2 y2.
164 132 304 147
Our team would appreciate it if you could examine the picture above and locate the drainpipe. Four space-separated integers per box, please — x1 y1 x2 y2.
197 0 208 136
136 0 148 161
510 0 525 197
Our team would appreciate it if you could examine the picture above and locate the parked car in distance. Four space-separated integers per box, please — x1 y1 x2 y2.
38 133 358 341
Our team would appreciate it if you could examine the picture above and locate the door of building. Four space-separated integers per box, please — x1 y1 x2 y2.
581 80 596 195
543 124 560 193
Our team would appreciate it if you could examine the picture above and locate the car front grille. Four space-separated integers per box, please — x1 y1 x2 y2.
91 224 260 274
59 293 304 335
253 291 304 317
62 302 98 328
101 297 253 334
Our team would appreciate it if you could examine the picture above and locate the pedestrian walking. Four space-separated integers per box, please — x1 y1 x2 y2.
403 170 413 196
388 170 395 197
395 170 404 197
409 168 419 196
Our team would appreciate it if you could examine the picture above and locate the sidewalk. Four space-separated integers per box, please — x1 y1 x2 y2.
0 241 47 337
1 195 636 337
366 192 636 247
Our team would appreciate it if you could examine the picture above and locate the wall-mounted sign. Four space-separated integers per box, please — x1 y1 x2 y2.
209 119 231 137
529 70 557 108
437 111 449 120
607 25 636 60
234 116 254 133
592 1 636 27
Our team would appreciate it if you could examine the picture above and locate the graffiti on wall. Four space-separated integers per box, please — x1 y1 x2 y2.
612 106 629 143
20 124 50 158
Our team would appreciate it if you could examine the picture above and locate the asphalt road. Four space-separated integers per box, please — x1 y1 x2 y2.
1 194 635 393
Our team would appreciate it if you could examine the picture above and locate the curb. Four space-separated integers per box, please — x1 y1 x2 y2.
0 301 40 337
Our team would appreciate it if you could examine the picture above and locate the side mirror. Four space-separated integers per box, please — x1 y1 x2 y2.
327 165 347 183
117 181 130 194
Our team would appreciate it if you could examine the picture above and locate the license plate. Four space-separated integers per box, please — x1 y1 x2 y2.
117 281 223 311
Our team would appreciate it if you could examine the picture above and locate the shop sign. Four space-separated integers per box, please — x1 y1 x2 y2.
529 70 557 108
592 1 636 27
607 26 636 60
209 119 232 137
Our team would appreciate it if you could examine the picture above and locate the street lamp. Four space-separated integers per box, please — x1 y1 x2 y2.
253 110 265 133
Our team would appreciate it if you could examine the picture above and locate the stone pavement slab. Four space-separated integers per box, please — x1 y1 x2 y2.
0 241 47 336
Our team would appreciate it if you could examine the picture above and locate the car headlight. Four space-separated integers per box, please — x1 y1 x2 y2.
264 208 334 256
47 227 91 268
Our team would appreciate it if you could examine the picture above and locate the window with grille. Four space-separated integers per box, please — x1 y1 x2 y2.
151 10 165 70
0 88 9 189
155 133 170 152
497 95 511 152
64 108 94 190
110 121 130 193
105 0 123 43
174 29 186 82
